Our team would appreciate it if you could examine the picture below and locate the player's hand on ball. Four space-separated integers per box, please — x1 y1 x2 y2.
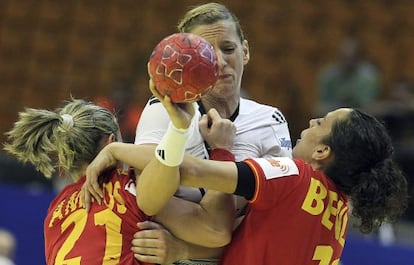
149 79 195 130
148 32 218 103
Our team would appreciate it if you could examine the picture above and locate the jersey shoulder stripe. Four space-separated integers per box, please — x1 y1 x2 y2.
149 96 160 105
271 109 287 124
251 157 298 180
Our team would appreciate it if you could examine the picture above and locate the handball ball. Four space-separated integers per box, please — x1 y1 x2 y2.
148 33 219 103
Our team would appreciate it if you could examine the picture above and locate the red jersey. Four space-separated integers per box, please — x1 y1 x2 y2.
221 157 349 265
44 169 152 265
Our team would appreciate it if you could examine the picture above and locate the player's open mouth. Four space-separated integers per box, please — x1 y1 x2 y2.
218 74 232 80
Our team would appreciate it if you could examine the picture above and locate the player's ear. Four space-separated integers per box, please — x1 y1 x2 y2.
97 133 119 152
242 40 250 65
312 144 331 161
147 62 150 76
107 133 116 144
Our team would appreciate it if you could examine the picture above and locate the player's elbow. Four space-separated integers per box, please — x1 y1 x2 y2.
212 228 232 247
137 182 178 216
202 226 232 248
137 197 161 216
195 219 232 248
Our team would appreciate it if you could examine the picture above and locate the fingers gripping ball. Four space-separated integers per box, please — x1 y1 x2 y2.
149 33 219 103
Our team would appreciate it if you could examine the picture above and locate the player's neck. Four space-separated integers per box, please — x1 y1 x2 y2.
201 96 239 119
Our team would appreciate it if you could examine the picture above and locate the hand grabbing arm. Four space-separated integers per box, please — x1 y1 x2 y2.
199 108 236 150
81 143 155 211
132 221 224 264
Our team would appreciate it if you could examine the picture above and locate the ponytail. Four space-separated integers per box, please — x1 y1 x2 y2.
4 108 61 178
4 98 120 180
350 159 407 233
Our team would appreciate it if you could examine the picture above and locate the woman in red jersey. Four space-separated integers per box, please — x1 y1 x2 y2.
4 98 234 265
177 107 408 264
84 88 408 264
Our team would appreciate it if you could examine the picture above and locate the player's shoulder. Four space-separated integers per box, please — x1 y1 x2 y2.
147 96 160 106
240 97 282 113
139 96 167 116
240 97 268 110
247 157 299 179
239 97 287 124
103 169 137 196
292 159 330 184
144 96 199 110
138 96 171 126
142 96 164 109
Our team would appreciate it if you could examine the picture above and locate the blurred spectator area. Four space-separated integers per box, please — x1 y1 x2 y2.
1 2 414 261
1 0 414 144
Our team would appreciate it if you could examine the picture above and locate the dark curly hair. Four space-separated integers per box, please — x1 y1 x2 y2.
323 109 408 233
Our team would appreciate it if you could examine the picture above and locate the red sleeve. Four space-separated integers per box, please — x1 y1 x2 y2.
209 148 235 161
243 158 302 210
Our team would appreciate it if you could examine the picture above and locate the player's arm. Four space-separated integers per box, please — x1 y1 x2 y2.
151 102 237 247
136 126 187 216
134 96 171 145
82 79 195 213
82 142 153 210
132 156 256 263
180 155 256 200
83 136 256 211
152 149 236 248
132 221 224 264
136 83 195 215
151 149 236 248
83 120 191 215
155 192 234 247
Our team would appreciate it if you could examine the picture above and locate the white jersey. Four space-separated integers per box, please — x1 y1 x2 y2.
135 96 292 265
231 97 292 161
135 97 292 199
135 97 208 203
135 97 208 159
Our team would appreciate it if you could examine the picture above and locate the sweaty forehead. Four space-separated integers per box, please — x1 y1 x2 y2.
190 20 239 44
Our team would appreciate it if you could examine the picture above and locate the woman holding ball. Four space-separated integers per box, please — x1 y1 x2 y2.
83 2 292 264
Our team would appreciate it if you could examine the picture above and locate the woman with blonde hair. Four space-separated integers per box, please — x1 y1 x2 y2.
4 98 234 264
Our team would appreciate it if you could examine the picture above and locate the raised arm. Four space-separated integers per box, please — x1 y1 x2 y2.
82 79 195 213
137 81 197 216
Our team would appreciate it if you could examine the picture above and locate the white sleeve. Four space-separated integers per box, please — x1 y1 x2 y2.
134 98 171 145
265 120 292 158
255 106 292 159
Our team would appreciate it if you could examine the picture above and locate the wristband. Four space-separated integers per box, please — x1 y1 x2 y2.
155 122 190 167
210 148 235 161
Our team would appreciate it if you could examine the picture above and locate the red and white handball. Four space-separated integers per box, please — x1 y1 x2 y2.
148 32 219 103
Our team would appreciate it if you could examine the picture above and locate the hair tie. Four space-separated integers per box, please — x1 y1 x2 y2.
61 114 74 130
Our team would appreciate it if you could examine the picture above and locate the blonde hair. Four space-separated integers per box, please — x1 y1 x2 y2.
177 2 245 42
4 98 120 179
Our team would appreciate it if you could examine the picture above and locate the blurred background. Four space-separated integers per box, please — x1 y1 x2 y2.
0 0 413 264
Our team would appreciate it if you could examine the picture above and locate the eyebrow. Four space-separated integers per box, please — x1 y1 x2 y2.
319 115 328 125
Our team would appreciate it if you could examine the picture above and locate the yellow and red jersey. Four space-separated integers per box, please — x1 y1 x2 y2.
44 169 151 265
222 157 349 265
